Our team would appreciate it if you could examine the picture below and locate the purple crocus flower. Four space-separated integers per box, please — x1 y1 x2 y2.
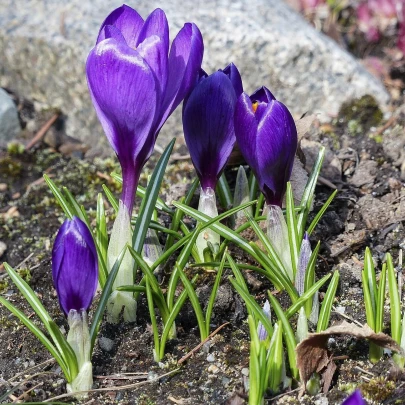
86 5 204 214
52 217 98 316
234 87 297 207
183 64 243 191
342 390 367 405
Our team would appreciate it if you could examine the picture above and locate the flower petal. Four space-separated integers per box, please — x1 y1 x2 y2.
86 38 158 167
234 92 259 173
256 100 297 205
52 217 98 315
97 24 127 44
97 4 144 47
160 22 204 129
222 63 243 97
342 390 366 405
136 9 169 94
183 71 236 190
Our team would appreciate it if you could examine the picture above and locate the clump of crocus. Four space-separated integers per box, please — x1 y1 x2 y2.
52 217 98 394
183 64 243 260
86 5 203 322
234 87 297 279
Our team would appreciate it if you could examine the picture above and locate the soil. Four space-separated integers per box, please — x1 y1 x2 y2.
2 6 405 405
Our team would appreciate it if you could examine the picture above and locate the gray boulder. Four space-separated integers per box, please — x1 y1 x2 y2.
0 88 20 144
0 0 389 153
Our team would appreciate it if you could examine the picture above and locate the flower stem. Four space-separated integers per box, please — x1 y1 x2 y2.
196 187 220 262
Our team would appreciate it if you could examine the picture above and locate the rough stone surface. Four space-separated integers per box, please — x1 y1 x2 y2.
0 0 389 153
0 89 20 144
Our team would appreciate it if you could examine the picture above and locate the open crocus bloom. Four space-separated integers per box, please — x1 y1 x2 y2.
86 5 203 322
87 5 204 214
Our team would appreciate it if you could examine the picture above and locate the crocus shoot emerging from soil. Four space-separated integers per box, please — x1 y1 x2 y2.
183 64 243 260
86 5 203 322
235 86 298 279
52 216 98 394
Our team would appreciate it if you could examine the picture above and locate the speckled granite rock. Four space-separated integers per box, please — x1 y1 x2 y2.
0 0 389 154
0 89 20 144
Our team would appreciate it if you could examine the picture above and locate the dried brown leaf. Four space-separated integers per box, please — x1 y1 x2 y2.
296 321 402 391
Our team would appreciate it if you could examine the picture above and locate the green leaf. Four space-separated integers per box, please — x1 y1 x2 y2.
362 265 376 331
89 245 127 351
132 139 175 255
375 264 386 334
159 275 198 359
317 271 339 332
48 321 79 380
297 147 325 239
387 253 401 344
307 190 337 235
304 241 320 317
43 174 74 218
268 322 283 393
115 285 147 293
230 277 274 337
96 193 108 287
145 279 160 360
216 173 233 210
102 184 119 212
205 250 226 335
62 187 89 225
110 173 173 214
285 183 299 278
285 273 331 319
267 293 298 379
127 246 169 322
0 296 70 381
173 226 207 340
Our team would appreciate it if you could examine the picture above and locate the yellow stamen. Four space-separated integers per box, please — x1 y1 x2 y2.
252 101 258 113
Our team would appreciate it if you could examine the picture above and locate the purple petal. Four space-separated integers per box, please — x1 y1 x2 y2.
52 217 98 315
251 86 276 103
136 9 169 95
96 24 127 44
86 38 158 169
341 391 366 405
160 22 204 130
255 100 297 205
97 4 144 47
183 71 237 190
222 63 243 98
234 92 260 174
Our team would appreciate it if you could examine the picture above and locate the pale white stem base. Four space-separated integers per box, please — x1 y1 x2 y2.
66 310 93 395
196 188 220 262
266 204 293 280
107 200 137 323
296 307 308 343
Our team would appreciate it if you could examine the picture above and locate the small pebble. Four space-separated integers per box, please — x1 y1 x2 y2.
99 336 114 352
148 371 158 380
0 183 7 192
206 353 215 362
221 377 231 387
207 364 219 374
0 241 7 259
241 367 249 377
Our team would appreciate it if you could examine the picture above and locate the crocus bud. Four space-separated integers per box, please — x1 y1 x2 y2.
52 217 98 316
52 217 98 395
183 65 242 192
341 390 367 405
87 5 204 216
183 64 243 260
257 300 272 341
295 233 311 296
233 166 252 223
234 87 297 208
